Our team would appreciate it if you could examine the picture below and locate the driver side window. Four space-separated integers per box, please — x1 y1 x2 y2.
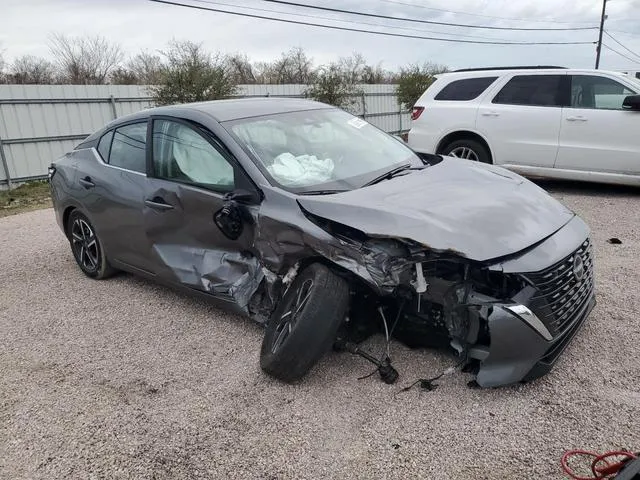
571 75 636 110
152 119 235 192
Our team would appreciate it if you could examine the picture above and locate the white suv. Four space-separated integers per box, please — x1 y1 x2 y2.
407 67 640 186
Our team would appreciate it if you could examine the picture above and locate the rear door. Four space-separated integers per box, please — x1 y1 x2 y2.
142 117 261 307
555 73 640 174
80 120 156 274
476 73 568 167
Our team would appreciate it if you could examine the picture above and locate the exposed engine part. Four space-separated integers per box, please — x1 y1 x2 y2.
282 263 300 286
335 339 399 385
398 356 467 393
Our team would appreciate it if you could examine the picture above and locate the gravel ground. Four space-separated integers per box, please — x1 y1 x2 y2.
1 181 639 479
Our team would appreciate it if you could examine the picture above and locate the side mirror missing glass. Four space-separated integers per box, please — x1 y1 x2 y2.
622 94 640 111
213 189 260 240
224 189 261 205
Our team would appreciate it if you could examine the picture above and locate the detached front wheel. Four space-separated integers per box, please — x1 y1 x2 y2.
260 263 349 383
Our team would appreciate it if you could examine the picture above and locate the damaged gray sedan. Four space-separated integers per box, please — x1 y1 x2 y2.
49 98 595 388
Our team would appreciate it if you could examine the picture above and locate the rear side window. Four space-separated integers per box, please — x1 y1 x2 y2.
493 75 565 107
434 77 498 101
96 130 113 161
109 122 147 174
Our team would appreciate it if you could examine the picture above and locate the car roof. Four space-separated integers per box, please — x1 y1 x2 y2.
438 68 627 79
121 97 333 124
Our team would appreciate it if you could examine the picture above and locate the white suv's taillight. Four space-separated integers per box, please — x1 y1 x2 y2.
411 106 425 121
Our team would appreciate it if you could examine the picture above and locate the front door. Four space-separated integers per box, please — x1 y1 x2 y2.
476 73 566 167
142 117 261 308
555 74 640 175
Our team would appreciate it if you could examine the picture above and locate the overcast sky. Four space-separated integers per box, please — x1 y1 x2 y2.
2 0 640 72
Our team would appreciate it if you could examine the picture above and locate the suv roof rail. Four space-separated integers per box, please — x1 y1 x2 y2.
453 66 567 72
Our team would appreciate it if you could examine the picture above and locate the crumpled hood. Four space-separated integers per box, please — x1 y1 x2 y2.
297 157 575 262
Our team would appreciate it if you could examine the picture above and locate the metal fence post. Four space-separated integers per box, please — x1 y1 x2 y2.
109 95 118 119
361 91 366 119
398 104 403 133
0 135 12 190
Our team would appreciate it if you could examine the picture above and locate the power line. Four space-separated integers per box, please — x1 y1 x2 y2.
604 31 640 62
376 0 595 25
602 43 640 65
149 0 597 45
188 0 516 41
259 0 599 31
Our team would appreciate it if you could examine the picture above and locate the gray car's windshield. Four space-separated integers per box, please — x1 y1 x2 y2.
224 109 421 193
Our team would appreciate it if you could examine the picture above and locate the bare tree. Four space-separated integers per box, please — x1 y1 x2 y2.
150 40 237 105
110 67 140 85
110 51 165 85
226 53 256 84
8 55 57 84
49 33 124 84
127 51 165 84
255 47 314 84
0 47 5 83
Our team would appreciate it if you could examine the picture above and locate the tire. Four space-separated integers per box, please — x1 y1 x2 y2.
442 139 491 164
67 210 116 279
260 263 350 383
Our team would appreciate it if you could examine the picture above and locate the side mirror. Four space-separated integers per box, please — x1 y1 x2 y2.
224 188 261 205
622 94 640 111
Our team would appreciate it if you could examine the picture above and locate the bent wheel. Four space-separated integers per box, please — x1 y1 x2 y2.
260 263 350 383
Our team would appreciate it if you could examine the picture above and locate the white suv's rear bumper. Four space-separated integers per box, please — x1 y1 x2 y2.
407 127 438 154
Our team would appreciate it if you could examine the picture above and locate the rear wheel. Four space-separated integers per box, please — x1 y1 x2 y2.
442 139 491 164
67 210 116 279
260 263 349 383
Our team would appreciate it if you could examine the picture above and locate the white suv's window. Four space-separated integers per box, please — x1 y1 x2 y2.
570 75 637 110
434 77 498 101
493 75 565 107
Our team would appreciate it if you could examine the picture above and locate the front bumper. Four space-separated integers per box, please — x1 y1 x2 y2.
471 216 595 387
471 293 595 387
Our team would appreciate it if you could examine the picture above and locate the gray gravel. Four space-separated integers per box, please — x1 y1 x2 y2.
1 181 639 479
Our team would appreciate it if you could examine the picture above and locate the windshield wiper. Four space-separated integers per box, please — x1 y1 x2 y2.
363 164 416 187
299 189 349 195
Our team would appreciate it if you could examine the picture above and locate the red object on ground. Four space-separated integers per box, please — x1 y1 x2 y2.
561 450 637 479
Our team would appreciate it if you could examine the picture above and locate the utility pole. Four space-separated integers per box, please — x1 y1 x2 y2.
595 0 608 69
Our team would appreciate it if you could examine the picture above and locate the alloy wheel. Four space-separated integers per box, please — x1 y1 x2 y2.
449 146 480 161
271 279 314 354
71 218 100 272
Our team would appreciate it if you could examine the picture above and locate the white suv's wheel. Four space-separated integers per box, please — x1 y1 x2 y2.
443 139 491 164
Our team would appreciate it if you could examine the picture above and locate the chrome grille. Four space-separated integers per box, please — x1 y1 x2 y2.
523 239 594 337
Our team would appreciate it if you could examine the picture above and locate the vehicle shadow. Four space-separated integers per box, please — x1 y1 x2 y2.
533 179 640 197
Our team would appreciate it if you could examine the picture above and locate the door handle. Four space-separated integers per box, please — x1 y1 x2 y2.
79 176 95 189
145 197 174 211
481 111 500 117
566 116 587 122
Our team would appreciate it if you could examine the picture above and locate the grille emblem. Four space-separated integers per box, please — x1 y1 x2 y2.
573 255 585 281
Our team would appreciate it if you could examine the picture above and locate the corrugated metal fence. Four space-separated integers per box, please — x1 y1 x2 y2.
0 84 408 187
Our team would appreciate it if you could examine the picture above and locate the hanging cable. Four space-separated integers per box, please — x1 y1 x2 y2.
150 0 597 45
259 0 599 31
377 0 596 25
604 31 640 62
602 43 640 65
187 0 517 41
